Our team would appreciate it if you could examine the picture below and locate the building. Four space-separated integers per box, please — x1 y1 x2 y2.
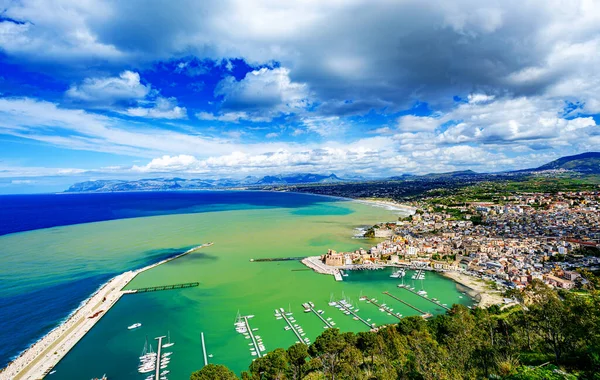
322 249 344 266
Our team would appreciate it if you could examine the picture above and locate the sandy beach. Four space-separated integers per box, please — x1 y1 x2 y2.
355 198 417 214
441 271 504 308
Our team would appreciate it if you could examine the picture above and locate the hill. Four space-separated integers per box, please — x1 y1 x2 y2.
534 152 600 174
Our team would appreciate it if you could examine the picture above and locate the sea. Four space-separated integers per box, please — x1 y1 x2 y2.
0 191 474 378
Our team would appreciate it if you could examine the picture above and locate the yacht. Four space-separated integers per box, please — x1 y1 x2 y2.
417 290 427 296
128 323 142 330
162 331 174 348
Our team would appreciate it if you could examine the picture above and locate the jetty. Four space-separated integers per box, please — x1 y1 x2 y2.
333 301 373 328
243 316 263 358
382 291 431 318
3 243 213 380
398 286 451 311
154 335 165 380
304 302 333 328
200 332 208 367
278 309 306 345
363 296 402 320
128 282 199 293
250 256 305 262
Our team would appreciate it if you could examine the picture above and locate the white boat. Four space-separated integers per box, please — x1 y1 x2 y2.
162 331 175 348
128 323 142 330
417 290 427 296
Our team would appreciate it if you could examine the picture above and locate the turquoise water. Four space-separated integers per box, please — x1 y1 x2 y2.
0 193 473 379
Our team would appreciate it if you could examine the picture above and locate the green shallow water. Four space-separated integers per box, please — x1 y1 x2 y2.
33 199 473 379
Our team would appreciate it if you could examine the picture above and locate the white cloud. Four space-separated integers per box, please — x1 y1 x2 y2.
124 97 187 119
436 96 597 145
467 93 495 104
397 115 439 132
301 116 345 137
214 67 311 120
195 111 270 123
0 97 228 157
66 71 150 103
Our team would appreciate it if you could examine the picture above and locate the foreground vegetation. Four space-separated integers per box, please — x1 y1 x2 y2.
191 281 600 379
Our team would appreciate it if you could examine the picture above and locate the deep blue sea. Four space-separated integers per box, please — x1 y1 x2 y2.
0 191 341 368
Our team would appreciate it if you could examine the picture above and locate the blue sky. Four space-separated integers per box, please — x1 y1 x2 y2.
0 0 599 193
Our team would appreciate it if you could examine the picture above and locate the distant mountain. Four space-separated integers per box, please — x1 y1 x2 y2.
256 173 342 185
65 173 345 192
420 169 479 179
533 152 600 174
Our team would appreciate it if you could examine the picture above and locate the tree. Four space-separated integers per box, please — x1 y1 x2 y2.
249 348 289 380
356 331 378 364
190 364 238 380
309 328 347 380
286 343 308 380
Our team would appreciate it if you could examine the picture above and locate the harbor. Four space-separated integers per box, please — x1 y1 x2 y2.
3 201 472 378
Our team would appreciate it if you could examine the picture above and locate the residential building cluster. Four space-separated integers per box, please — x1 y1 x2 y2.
321 191 600 290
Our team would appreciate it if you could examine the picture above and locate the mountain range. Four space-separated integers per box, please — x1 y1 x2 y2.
66 173 343 192
65 152 600 192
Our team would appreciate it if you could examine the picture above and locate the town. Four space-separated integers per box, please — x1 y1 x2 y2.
314 191 600 293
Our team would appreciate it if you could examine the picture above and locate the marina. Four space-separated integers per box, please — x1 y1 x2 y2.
398 285 451 311
382 291 430 318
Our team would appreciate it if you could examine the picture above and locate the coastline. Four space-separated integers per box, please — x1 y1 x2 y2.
353 198 417 214
0 244 211 380
440 271 504 308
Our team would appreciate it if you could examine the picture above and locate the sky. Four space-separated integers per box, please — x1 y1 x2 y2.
0 0 599 193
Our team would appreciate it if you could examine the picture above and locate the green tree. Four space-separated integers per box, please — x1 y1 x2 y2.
249 348 289 379
309 328 347 380
286 343 308 379
190 364 238 380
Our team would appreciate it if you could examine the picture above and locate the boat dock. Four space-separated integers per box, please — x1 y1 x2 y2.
278 309 306 345
398 286 450 311
382 291 428 316
333 301 373 329
243 316 263 358
304 302 333 328
250 256 306 262
201 332 208 367
154 335 165 380
363 296 402 320
127 282 199 293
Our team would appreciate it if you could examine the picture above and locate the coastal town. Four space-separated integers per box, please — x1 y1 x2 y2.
308 191 600 301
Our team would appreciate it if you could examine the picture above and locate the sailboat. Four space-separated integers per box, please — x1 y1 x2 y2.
162 331 174 348
417 278 427 296
234 311 247 334
328 293 337 306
